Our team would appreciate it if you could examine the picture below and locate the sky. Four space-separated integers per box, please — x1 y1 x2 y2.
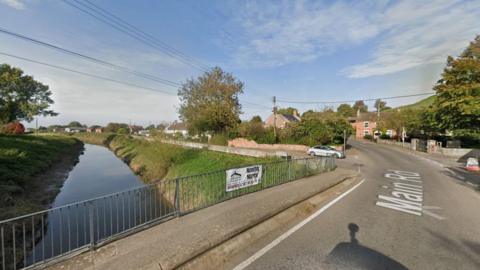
0 0 479 127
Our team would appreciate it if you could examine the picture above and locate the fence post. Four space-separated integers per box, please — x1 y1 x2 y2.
88 201 95 249
288 159 291 180
174 178 180 217
304 158 308 177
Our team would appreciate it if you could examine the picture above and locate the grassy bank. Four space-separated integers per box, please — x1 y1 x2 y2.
108 135 274 181
70 133 275 182
0 134 83 219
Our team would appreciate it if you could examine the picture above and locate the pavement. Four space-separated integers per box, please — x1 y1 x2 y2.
44 168 359 270
373 140 480 188
230 139 480 270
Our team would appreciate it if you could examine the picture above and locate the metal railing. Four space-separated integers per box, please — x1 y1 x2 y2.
0 156 335 269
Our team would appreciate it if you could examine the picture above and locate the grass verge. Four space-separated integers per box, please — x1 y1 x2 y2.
0 134 83 219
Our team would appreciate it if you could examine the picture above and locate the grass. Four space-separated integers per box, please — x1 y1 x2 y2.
69 132 115 145
0 134 82 218
386 95 436 111
105 135 275 181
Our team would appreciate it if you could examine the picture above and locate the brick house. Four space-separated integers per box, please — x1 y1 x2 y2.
264 111 301 129
351 111 397 139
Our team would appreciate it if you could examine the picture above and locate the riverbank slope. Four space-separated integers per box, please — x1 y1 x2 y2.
0 134 83 219
71 133 275 182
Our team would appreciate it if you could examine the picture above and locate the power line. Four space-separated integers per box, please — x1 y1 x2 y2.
0 51 178 96
62 0 210 72
82 0 209 70
0 28 182 87
242 101 271 109
276 92 436 104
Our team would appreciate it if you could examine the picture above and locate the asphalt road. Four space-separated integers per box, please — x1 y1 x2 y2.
234 140 480 270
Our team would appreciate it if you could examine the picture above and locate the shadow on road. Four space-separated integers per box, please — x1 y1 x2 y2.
323 223 409 270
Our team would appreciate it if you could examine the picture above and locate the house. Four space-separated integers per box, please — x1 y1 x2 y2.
65 127 87 133
95 128 104 133
164 122 188 136
129 125 143 134
264 110 301 129
351 111 397 139
138 130 150 137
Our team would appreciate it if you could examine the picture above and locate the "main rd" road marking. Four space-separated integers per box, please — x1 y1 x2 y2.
375 170 445 220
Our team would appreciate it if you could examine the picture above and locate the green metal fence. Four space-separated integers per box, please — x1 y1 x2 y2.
0 156 335 269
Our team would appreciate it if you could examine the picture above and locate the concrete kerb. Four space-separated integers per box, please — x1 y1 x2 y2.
178 175 363 270
43 169 359 270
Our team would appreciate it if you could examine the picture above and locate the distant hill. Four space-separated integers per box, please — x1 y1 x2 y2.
386 95 436 111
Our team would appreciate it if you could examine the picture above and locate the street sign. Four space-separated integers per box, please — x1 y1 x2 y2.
226 165 263 192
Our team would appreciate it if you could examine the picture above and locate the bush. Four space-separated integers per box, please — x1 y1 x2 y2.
1 122 25 134
363 134 373 140
210 133 228 146
379 134 391 140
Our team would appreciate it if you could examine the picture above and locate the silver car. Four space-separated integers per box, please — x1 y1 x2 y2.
307 145 345 158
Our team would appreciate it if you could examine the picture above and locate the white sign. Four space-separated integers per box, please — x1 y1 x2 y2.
226 165 262 192
466 157 479 167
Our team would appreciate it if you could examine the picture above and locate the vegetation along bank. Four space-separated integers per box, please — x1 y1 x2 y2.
0 134 83 220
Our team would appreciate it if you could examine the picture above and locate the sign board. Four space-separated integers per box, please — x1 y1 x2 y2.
226 165 262 192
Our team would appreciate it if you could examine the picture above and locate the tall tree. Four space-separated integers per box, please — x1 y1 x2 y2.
0 64 57 124
374 99 389 111
429 36 480 135
337 103 354 117
277 107 298 116
352 100 368 114
178 67 243 134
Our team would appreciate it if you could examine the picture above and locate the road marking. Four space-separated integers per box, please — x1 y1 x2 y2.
232 179 366 270
375 169 445 220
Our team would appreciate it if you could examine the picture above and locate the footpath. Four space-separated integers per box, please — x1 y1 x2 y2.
44 168 360 270
373 141 480 188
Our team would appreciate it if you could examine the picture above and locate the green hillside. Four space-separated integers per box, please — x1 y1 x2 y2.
387 95 436 111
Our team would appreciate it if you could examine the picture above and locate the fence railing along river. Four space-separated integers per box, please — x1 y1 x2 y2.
0 156 335 269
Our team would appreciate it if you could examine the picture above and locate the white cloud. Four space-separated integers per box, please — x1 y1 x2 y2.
1 0 25 10
231 0 480 77
345 0 480 78
232 0 385 68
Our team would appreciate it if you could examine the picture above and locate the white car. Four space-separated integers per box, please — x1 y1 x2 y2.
307 145 345 158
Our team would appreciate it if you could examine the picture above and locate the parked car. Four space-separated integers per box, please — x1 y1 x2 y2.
307 145 345 158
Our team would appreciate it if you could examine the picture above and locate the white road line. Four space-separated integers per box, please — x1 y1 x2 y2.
232 179 366 270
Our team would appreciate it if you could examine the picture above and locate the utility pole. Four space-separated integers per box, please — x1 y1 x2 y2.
35 118 38 133
272 96 277 143
343 129 347 157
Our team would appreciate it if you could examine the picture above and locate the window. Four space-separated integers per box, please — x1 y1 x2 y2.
364 121 369 128
364 130 369 135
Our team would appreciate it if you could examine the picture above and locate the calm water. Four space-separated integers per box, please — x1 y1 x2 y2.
52 143 145 206
25 144 160 266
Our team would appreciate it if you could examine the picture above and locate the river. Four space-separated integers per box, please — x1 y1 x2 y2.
24 144 170 267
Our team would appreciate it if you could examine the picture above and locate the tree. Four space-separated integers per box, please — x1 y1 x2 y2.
250 115 262 123
352 100 368 114
374 99 390 111
337 104 354 117
105 122 129 133
428 36 480 136
0 64 57 124
68 121 83 127
178 67 243 135
277 107 298 116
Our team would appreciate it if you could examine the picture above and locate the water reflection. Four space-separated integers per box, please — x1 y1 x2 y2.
23 144 173 267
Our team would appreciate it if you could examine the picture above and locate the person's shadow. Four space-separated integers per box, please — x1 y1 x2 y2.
323 223 409 270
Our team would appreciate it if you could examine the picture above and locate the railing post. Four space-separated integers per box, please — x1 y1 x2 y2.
174 178 180 217
88 201 95 249
288 159 291 180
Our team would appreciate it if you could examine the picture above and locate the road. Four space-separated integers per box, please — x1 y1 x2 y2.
232 140 480 270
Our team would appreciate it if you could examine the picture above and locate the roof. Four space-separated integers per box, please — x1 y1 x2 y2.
353 111 395 122
166 122 188 131
280 114 300 122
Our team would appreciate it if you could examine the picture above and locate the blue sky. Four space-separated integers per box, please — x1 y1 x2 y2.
0 0 479 127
